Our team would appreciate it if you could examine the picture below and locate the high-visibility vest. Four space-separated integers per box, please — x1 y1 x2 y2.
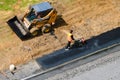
67 33 73 42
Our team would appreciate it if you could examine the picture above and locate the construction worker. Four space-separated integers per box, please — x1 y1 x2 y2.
64 30 75 50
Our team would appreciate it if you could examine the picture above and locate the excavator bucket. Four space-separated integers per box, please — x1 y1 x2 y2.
7 16 30 40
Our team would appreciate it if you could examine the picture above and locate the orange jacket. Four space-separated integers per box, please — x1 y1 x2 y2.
67 33 74 42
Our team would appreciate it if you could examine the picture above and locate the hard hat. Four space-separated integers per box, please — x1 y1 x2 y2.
9 64 16 72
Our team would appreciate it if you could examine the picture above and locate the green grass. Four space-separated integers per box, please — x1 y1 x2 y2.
0 0 75 11
0 0 42 11
0 0 17 10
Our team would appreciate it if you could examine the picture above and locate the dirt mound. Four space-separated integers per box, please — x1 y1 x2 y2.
0 0 120 70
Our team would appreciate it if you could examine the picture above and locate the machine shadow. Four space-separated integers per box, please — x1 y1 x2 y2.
53 15 68 28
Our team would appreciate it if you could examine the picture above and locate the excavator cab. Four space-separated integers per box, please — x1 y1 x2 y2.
7 2 57 40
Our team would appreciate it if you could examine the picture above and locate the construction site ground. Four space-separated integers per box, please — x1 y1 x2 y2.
0 0 120 72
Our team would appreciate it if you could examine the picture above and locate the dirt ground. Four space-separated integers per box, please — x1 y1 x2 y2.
0 0 120 71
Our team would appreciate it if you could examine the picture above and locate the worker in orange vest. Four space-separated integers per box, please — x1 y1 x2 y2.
65 30 75 50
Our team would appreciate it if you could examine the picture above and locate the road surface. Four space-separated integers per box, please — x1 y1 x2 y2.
70 51 120 80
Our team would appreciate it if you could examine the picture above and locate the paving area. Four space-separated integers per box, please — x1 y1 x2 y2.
36 28 120 68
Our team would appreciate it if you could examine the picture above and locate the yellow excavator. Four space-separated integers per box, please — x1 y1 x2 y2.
7 2 57 40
